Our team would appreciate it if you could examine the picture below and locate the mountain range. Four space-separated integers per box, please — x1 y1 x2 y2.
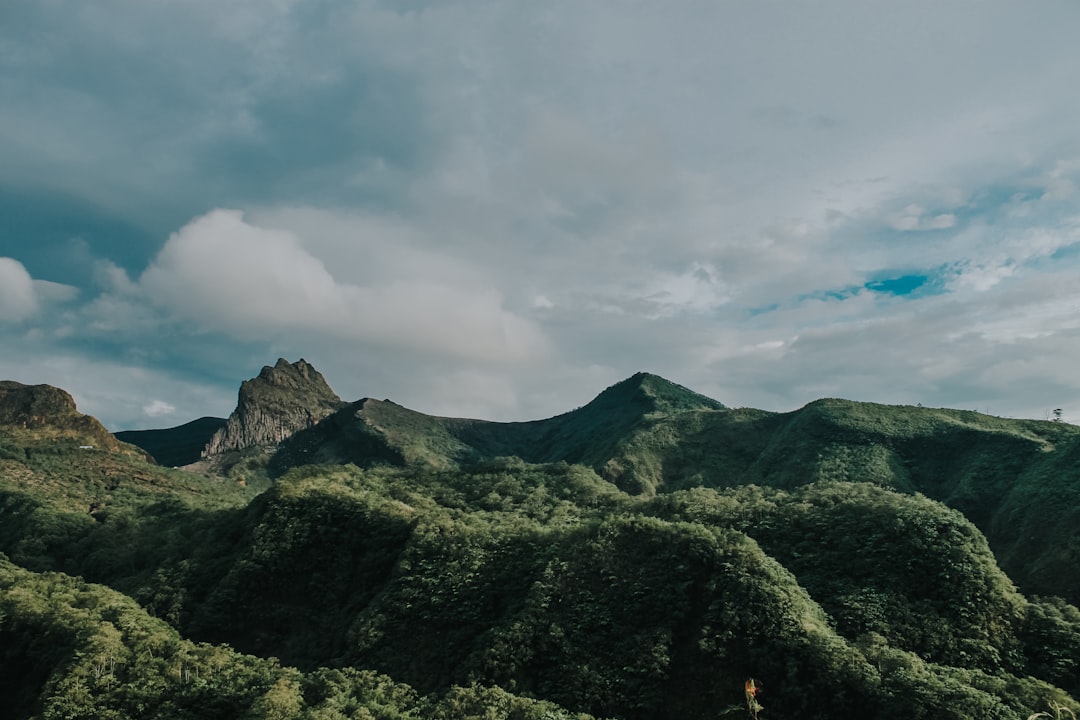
119 359 1080 605
3 359 1080 719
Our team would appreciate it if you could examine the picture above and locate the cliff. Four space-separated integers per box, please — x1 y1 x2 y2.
202 358 344 457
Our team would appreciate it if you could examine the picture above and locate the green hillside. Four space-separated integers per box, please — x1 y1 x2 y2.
270 372 725 482
266 376 1080 605
3 369 1080 719
0 556 594 720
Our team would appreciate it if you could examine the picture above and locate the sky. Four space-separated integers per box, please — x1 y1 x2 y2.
2 0 1080 430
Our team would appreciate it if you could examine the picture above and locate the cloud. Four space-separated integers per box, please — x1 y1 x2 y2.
948 262 1016 293
4 0 1080 427
138 209 547 362
889 204 957 231
643 262 730 316
142 399 177 418
0 258 78 323
0 257 38 321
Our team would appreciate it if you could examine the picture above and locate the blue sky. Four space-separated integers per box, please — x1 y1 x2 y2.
2 0 1080 429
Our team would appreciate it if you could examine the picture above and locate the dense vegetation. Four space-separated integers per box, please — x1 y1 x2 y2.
4 370 1080 718
263 377 1080 606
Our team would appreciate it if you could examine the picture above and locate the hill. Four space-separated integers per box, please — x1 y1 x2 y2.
270 371 726 485
3 365 1080 718
3 455 1078 718
258 372 1080 605
1 380 144 456
116 416 226 467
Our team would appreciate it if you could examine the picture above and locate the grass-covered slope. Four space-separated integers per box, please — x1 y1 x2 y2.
1 380 147 458
270 372 725 482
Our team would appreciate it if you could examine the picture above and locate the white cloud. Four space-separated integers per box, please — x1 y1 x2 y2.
0 258 39 321
143 399 176 417
889 204 957 231
949 262 1016 293
926 213 957 229
0 258 78 323
138 209 548 362
643 262 730 316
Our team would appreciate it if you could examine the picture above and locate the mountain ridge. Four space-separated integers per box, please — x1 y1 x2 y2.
3 363 1080 718
267 370 728 481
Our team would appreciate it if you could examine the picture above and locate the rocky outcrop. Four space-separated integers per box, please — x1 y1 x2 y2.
0 380 129 452
202 359 345 457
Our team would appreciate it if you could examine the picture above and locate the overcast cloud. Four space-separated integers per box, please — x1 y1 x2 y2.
2 0 1080 429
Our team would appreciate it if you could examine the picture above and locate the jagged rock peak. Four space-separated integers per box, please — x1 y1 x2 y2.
202 359 345 457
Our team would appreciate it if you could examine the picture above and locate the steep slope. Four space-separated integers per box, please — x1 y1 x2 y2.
5 460 1077 719
271 371 726 481
0 380 141 456
116 416 226 467
202 358 345 457
0 556 593 720
264 374 1080 603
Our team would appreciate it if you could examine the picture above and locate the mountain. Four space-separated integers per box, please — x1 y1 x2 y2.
4 365 1080 718
0 380 142 457
271 384 1080 604
202 358 345 457
115 416 226 467
270 371 726 487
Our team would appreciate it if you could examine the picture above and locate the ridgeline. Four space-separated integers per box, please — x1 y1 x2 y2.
2 360 1079 719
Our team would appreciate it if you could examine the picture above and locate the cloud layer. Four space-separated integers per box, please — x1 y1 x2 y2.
3 0 1080 429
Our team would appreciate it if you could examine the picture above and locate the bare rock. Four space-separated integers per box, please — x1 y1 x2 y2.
202 359 345 457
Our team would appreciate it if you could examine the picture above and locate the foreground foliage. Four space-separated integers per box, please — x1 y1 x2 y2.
0 555 593 720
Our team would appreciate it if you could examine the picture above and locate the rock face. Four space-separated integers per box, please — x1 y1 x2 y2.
202 359 344 457
0 380 128 452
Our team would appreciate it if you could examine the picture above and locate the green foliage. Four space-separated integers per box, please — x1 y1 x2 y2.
4 394 1080 719
262 379 1080 613
1 556 598 719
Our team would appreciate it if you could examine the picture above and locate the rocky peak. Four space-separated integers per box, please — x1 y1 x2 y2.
202 359 345 457
0 380 78 426
0 380 127 452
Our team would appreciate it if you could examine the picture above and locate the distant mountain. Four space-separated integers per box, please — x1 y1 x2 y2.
0 380 142 456
269 371 726 482
116 416 226 467
202 358 345 458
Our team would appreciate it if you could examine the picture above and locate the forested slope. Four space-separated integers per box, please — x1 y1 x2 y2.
4 370 1080 719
